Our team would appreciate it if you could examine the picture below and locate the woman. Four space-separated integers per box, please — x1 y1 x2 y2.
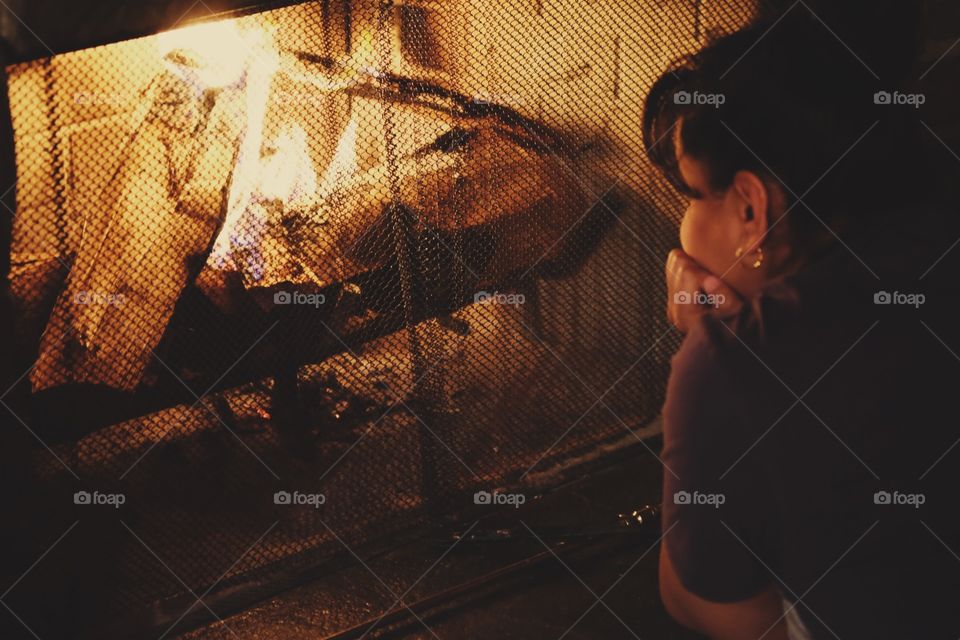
645 9 960 640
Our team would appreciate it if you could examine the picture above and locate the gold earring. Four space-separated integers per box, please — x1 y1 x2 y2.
735 246 764 269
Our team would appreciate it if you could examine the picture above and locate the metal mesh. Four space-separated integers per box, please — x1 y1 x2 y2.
3 0 758 635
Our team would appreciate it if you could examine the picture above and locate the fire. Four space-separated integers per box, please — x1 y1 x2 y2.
156 20 276 89
190 22 286 278
261 123 318 204
350 29 382 78
154 19 283 278
319 116 359 197
207 120 321 281
301 114 360 227
184 20 369 279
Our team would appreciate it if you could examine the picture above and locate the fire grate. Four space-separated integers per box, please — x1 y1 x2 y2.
2 0 760 636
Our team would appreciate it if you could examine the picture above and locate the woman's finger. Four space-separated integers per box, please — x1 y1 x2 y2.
667 252 711 332
664 249 744 332
701 274 743 317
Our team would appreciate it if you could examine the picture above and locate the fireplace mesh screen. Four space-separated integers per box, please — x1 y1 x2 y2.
3 0 757 635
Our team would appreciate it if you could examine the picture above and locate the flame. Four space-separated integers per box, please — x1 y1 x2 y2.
350 30 381 78
319 116 359 196
198 21 369 274
205 23 284 273
157 21 257 88
261 123 318 204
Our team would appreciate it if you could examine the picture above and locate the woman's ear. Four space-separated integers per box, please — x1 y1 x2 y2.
731 170 770 250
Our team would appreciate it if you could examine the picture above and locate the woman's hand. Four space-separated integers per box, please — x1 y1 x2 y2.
665 249 743 333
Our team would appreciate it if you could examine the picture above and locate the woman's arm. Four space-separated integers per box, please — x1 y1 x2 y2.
660 539 790 640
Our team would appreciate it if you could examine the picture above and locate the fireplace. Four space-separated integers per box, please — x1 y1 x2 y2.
1 0 760 637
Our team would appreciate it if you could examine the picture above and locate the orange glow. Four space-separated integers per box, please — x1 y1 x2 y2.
193 21 377 274
202 22 284 272
350 29 381 78
260 123 318 204
156 21 266 88
319 116 359 197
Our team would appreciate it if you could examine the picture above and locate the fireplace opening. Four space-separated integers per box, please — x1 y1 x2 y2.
0 0 764 638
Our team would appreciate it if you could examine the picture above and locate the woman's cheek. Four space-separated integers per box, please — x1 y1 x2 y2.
678 205 705 260
679 204 730 274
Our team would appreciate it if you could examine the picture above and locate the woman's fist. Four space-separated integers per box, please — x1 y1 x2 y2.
665 249 743 333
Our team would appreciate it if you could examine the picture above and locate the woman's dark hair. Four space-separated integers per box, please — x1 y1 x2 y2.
643 6 930 251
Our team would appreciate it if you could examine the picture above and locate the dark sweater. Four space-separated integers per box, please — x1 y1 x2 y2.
661 205 960 638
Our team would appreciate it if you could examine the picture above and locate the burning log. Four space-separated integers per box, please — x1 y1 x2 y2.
32 23 590 395
295 122 589 288
31 27 273 393
210 118 589 309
